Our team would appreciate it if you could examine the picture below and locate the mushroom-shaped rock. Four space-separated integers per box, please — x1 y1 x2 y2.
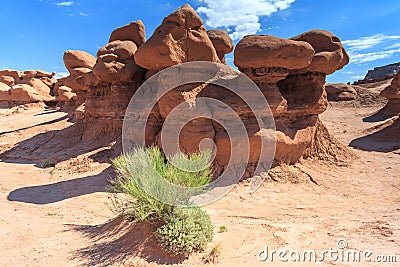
93 40 141 82
207 30 233 64
234 35 315 115
97 40 137 60
291 30 349 75
380 72 400 99
234 35 315 70
0 76 15 86
63 50 97 72
325 83 357 101
109 20 146 47
134 4 219 70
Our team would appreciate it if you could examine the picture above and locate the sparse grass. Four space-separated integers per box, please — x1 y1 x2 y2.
110 146 213 221
156 206 214 256
40 160 55 169
218 225 228 233
111 146 215 256
202 243 222 264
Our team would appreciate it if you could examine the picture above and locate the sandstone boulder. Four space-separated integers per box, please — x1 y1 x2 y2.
135 4 219 70
380 73 400 99
379 72 400 114
63 50 97 72
18 78 52 98
10 84 44 102
109 20 146 46
21 70 37 79
0 82 11 101
0 76 15 86
234 35 314 70
207 30 233 64
36 70 56 78
39 77 56 89
57 86 76 102
325 83 357 101
291 30 349 75
93 40 141 83
0 70 21 82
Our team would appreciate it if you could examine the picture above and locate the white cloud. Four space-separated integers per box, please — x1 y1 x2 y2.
350 75 365 79
342 34 400 51
197 0 295 40
386 43 400 49
349 48 400 64
56 1 74 6
54 71 69 79
79 12 88 16
342 71 354 75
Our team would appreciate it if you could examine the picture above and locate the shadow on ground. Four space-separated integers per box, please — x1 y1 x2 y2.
7 167 112 204
0 121 119 166
350 117 400 152
363 103 399 123
71 217 185 266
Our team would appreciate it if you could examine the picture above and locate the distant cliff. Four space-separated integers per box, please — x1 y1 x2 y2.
365 62 400 80
353 62 400 85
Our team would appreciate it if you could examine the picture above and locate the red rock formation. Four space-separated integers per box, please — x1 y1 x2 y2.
325 83 357 101
234 30 351 165
207 30 233 64
109 20 146 46
134 4 219 71
0 69 55 107
61 19 147 141
379 72 400 114
59 4 354 178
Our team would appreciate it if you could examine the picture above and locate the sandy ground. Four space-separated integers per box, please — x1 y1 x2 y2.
0 89 399 266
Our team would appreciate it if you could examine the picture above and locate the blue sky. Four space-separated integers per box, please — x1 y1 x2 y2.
0 0 399 83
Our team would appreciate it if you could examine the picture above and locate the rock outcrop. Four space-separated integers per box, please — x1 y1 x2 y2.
134 4 219 71
379 71 400 114
207 30 233 64
325 83 357 101
235 30 350 165
60 4 353 178
0 69 55 107
61 19 147 141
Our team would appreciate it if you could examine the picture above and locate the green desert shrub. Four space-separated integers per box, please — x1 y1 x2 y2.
110 146 213 221
156 206 214 256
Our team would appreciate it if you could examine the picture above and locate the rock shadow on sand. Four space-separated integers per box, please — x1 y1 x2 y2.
350 117 400 152
0 122 119 166
7 167 111 204
70 217 185 266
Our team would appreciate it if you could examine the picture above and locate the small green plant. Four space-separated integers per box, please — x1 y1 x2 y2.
202 243 222 264
111 146 215 256
110 146 213 221
156 206 214 256
46 212 57 216
218 225 228 233
41 161 55 169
